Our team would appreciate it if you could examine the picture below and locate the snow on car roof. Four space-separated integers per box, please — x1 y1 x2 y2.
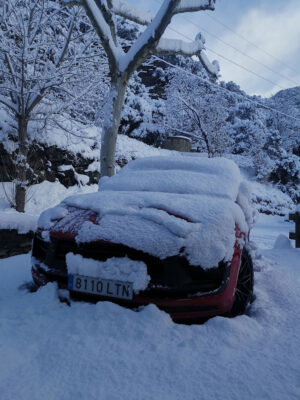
39 156 251 269
99 156 241 201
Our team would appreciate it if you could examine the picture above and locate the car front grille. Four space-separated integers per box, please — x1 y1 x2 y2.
32 234 228 295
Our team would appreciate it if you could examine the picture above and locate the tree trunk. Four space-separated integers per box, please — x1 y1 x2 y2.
100 77 127 177
195 114 212 157
15 117 28 213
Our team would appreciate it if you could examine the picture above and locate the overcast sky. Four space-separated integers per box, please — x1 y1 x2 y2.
130 0 300 98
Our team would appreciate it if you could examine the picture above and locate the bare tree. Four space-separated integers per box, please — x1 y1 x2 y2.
63 0 219 176
0 0 104 211
165 68 231 157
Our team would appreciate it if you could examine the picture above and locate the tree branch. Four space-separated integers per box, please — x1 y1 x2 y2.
120 0 180 76
110 0 153 26
177 94 212 154
156 34 219 77
174 0 215 15
80 0 123 74
0 94 18 114
56 15 75 67
156 38 204 56
198 51 219 76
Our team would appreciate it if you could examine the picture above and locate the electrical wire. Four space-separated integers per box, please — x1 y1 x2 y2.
205 12 299 75
165 24 289 91
152 55 300 123
205 47 287 90
154 0 298 89
179 16 299 87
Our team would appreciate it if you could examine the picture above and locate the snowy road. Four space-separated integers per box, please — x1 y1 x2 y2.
0 214 299 400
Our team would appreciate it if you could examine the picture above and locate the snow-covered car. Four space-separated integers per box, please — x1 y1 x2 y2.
31 156 254 323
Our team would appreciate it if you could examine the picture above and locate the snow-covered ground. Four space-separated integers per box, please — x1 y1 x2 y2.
0 181 98 233
0 147 299 399
0 212 299 400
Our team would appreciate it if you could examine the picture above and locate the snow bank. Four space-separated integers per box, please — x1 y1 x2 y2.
250 213 294 250
60 156 251 269
25 180 98 216
251 181 295 216
115 134 172 164
0 194 37 233
36 124 172 166
32 124 99 160
66 253 150 293
0 211 37 234
273 234 292 249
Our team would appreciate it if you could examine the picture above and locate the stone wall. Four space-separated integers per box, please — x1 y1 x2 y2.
0 229 34 258
162 136 191 152
0 141 100 188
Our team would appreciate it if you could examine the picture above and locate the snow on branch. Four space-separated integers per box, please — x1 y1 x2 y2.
108 0 215 26
198 51 219 76
174 0 215 14
157 32 219 77
119 0 180 74
156 38 204 57
111 0 153 25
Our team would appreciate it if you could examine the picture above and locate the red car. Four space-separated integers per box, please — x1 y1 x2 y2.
32 156 254 323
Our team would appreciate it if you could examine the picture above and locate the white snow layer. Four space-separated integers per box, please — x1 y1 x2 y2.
0 210 37 234
111 0 153 25
157 38 204 55
41 156 252 269
99 156 242 200
66 253 150 293
38 206 69 230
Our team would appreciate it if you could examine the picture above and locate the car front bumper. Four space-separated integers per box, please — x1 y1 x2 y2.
31 242 241 323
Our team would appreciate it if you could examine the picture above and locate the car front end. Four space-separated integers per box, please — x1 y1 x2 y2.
31 216 243 323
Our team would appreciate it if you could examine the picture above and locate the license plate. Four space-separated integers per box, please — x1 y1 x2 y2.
68 274 133 300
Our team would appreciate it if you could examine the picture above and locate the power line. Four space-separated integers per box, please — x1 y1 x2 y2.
205 13 299 76
179 16 299 87
205 47 287 90
152 55 300 123
165 24 288 91
155 0 298 89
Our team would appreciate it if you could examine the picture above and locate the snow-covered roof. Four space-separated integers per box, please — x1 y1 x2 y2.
40 156 252 269
99 156 241 200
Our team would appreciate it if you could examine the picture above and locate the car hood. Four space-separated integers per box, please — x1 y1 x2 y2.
38 190 248 270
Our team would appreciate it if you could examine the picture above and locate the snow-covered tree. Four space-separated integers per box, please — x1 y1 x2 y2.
63 0 219 176
227 100 274 180
266 87 300 154
0 0 106 212
165 67 230 156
